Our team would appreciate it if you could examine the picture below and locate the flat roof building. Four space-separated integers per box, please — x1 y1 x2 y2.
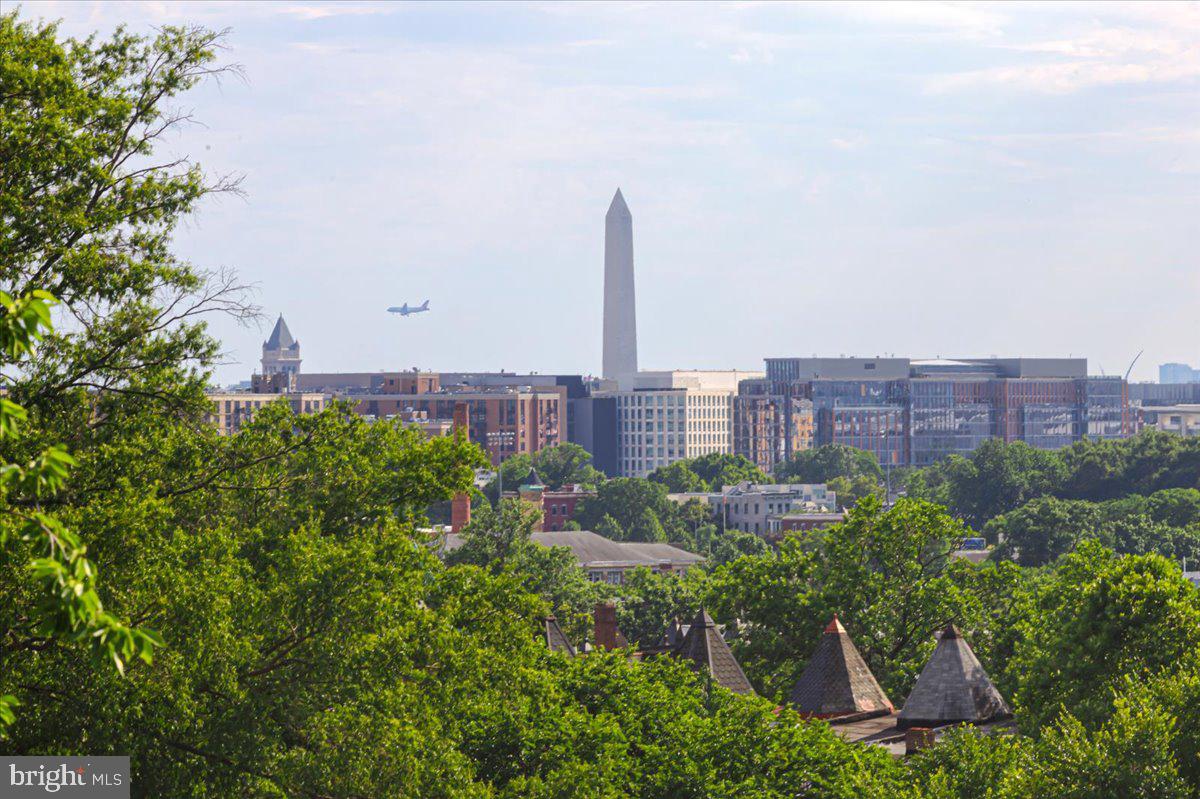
205 391 327 435
750 356 1129 469
599 370 763 478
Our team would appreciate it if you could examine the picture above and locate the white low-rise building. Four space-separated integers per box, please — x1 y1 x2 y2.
713 482 838 536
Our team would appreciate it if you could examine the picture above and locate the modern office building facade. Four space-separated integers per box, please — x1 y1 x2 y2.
748 357 1132 470
1130 381 1200 407
734 379 814 473
604 370 763 478
571 394 619 477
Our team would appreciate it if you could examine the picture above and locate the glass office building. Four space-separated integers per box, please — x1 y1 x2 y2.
908 380 994 467
745 357 1132 469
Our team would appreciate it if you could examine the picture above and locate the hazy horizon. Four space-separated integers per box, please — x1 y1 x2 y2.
17 1 1200 384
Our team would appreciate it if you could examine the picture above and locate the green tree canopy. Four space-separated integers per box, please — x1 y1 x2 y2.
706 497 1020 699
1007 541 1200 731
575 478 683 541
775 444 883 484
449 498 605 643
648 454 767 492
647 460 706 493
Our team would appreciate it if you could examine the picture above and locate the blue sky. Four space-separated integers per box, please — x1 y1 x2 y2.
17 1 1200 383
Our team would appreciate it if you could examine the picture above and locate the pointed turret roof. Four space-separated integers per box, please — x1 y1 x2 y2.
658 617 691 649
264 315 297 350
520 467 544 488
790 616 893 719
897 624 1011 729
672 609 754 695
540 615 576 657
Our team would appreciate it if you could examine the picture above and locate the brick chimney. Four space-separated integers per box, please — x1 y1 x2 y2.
904 727 936 755
450 402 471 533
594 601 620 651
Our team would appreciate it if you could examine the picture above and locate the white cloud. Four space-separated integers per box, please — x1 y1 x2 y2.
829 135 866 151
819 0 1006 37
928 58 1200 94
928 4 1200 93
275 4 396 21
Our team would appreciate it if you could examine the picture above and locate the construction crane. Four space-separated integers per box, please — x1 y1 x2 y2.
1124 350 1144 381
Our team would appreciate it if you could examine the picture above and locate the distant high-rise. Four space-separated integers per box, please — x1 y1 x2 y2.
602 189 637 383
1160 362 1200 384
262 315 301 384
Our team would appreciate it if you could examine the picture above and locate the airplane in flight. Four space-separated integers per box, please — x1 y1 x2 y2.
387 300 431 317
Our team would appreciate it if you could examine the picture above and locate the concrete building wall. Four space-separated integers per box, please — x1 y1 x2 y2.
1144 405 1200 436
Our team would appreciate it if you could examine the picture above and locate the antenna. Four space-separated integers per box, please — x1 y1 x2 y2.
1124 350 1144 381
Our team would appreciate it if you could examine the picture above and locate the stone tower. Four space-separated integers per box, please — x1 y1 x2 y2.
262 315 301 388
602 189 637 384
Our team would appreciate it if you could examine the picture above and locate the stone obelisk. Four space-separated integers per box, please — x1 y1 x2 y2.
603 189 637 384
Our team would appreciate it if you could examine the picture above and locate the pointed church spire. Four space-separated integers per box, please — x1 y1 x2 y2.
261 314 301 387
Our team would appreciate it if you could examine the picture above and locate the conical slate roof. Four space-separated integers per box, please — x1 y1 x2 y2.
897 625 1011 730
264 315 297 350
672 609 754 695
790 616 893 719
540 615 576 657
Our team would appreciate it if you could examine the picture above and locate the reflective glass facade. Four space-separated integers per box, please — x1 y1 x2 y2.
1084 377 1130 439
1020 404 1080 450
909 380 994 467
746 359 1133 469
733 379 814 473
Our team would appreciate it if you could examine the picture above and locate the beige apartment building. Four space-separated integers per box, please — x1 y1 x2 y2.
205 391 328 435
604 370 763 478
1143 405 1200 436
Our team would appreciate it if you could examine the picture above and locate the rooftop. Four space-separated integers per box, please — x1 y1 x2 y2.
441 529 703 570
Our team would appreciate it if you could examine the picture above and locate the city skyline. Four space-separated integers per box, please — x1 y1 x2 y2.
18 1 1200 383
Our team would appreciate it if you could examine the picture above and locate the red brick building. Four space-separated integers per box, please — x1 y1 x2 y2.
540 484 596 531
342 374 562 465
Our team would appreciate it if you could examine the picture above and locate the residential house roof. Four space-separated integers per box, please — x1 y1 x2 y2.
897 624 1011 729
672 609 755 695
790 616 893 719
540 615 576 656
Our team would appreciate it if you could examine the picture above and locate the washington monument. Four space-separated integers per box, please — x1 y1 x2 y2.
603 188 637 382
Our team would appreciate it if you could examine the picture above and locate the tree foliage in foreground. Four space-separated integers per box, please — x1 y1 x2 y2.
10 13 1200 799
